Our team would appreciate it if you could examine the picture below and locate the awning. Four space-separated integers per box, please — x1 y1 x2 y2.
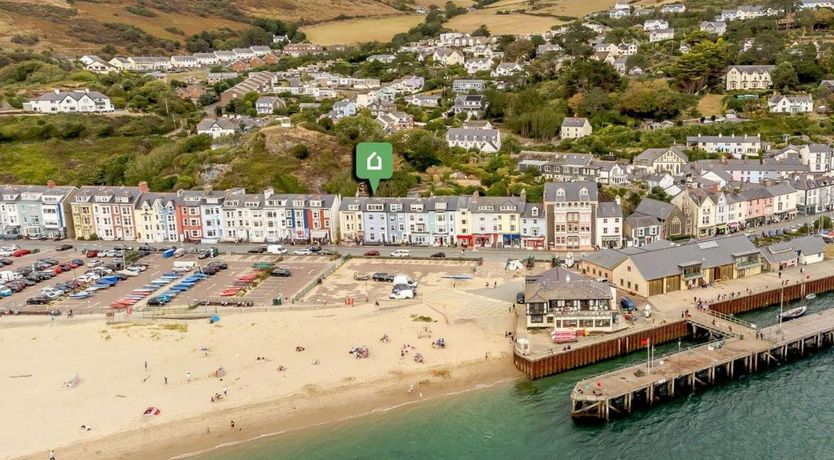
311 230 328 239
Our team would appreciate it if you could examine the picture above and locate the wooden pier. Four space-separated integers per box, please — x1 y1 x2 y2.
570 308 834 421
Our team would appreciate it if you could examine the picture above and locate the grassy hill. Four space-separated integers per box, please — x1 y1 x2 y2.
0 0 410 53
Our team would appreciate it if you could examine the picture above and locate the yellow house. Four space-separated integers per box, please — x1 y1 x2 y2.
70 194 95 239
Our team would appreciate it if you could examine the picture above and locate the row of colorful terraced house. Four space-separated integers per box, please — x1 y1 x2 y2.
0 181 616 249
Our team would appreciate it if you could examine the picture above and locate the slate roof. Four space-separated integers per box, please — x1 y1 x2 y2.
597 202 622 218
634 198 675 220
760 236 826 265
543 181 599 202
561 117 589 128
524 267 612 302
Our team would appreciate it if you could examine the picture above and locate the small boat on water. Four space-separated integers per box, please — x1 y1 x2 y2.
779 306 807 321
806 293 817 300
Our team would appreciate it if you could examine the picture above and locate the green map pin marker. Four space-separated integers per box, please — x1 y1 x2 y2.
356 142 393 195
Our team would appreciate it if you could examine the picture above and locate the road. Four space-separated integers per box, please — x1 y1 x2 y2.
8 211 830 263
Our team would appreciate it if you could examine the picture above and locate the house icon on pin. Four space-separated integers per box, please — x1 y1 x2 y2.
366 151 383 171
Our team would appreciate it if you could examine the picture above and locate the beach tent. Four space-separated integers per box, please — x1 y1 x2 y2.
143 407 161 416
210 315 221 324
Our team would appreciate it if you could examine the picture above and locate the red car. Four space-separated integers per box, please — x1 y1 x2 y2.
363 250 380 257
12 249 30 257
51 266 63 275
85 250 98 258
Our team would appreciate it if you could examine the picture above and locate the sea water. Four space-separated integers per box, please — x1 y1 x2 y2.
201 294 834 460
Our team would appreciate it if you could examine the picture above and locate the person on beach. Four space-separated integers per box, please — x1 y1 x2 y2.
186 372 191 382
223 386 227 396
164 376 168 385
230 420 235 429
49 450 55 460
144 361 148 371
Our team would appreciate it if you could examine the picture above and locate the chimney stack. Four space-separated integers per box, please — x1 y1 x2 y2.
138 181 150 194
47 180 56 189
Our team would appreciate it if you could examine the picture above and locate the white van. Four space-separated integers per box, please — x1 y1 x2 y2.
0 271 21 282
172 261 196 272
393 274 417 288
267 244 287 255
390 249 410 258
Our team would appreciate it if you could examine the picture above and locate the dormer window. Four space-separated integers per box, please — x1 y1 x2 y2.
556 188 565 197
532 207 539 217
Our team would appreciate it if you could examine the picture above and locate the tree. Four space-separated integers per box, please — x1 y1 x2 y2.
772 61 799 91
472 24 491 37
618 80 694 119
557 23 595 57
671 39 728 93
647 186 671 202
504 39 534 62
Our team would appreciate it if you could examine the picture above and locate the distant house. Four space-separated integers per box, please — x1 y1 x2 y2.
452 95 487 117
633 147 688 175
255 96 286 115
452 79 486 93
491 62 524 77
431 48 465 66
760 236 826 271
643 19 669 31
329 100 358 120
700 21 727 36
465 58 494 75
596 202 623 249
377 111 414 133
250 46 272 56
194 53 220 67
610 0 631 18
649 28 675 43
213 51 237 63
523 267 616 330
25 89 113 113
560 117 592 139
175 84 207 103
282 44 324 57
407 94 442 107
172 55 199 69
537 44 563 56
725 65 775 90
801 0 834 8
79 55 114 74
367 54 396 64
686 134 763 158
273 34 290 44
207 72 239 84
768 94 814 114
661 3 686 13
196 118 239 138
446 128 501 153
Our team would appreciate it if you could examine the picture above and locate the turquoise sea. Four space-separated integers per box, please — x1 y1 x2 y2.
202 295 834 460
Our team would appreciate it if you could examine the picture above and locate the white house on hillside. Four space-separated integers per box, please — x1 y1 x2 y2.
446 128 501 153
25 89 114 113
768 94 814 114
560 117 592 139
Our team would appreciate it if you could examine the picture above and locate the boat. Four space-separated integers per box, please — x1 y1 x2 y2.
778 306 807 321
806 294 817 300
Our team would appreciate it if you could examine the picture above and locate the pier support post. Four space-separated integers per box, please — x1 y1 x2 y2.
648 385 654 406
669 379 675 398
801 339 805 356
728 361 733 379
709 367 715 384
625 393 632 413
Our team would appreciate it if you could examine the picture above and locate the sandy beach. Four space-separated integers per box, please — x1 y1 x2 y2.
3 300 518 460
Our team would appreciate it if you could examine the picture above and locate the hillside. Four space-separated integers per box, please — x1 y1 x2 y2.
211 125 357 195
0 0 408 53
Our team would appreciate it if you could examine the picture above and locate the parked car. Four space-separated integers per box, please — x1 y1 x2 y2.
390 249 410 258
389 288 415 299
364 250 380 257
293 249 313 255
207 262 228 270
309 246 322 253
198 250 213 259
147 296 169 306
56 244 73 251
271 268 292 277
516 292 525 304
430 252 446 258
247 246 267 254
0 258 12 266
353 272 370 281
372 272 395 282
26 295 50 305
319 249 336 256
0 287 12 297
85 250 98 258
12 249 31 257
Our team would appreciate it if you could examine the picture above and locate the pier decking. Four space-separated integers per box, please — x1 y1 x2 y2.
570 308 834 421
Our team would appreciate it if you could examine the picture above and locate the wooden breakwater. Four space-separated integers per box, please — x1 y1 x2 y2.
710 273 834 315
513 321 687 379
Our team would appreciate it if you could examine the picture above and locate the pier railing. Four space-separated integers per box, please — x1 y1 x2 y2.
706 310 757 329
575 338 726 385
